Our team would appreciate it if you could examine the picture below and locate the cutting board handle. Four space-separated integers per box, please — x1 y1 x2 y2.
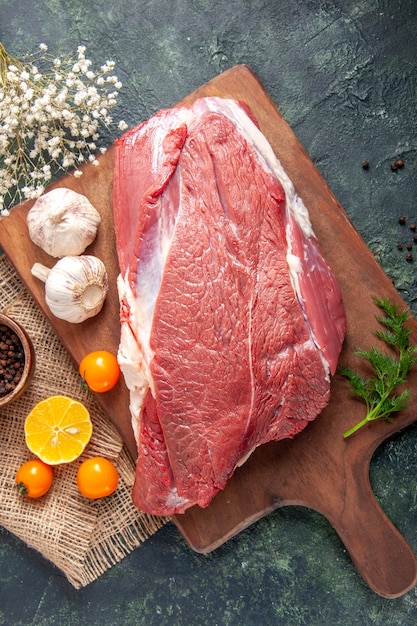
327 472 417 598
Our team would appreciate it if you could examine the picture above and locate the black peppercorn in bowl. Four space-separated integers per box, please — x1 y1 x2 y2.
0 313 35 407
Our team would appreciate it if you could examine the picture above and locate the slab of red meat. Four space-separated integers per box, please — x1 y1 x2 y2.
113 97 346 516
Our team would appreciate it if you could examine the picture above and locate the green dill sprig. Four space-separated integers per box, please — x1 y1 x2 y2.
340 296 417 439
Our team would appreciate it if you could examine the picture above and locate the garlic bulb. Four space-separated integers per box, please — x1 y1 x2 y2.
31 256 109 323
27 188 101 257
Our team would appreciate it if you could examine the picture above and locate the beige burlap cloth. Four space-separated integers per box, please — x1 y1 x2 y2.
0 252 166 588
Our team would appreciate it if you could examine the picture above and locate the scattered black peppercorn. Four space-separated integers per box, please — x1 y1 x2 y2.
406 253 413 262
398 216 406 225
397 242 403 250
410 223 416 231
413 234 417 243
0 325 25 397
391 159 405 171
406 243 413 251
361 160 370 170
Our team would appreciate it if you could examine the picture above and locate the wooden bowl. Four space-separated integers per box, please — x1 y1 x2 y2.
0 313 35 407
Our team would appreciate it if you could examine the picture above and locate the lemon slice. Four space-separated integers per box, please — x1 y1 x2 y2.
24 395 93 465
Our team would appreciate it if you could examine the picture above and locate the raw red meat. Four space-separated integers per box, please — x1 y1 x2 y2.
113 97 346 516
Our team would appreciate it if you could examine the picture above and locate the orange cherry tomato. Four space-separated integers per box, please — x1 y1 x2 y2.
79 350 120 393
16 459 54 498
76 456 119 499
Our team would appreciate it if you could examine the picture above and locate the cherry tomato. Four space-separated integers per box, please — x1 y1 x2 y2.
76 456 119 499
79 350 120 393
16 459 54 498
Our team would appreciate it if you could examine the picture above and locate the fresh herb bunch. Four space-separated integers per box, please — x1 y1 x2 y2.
0 42 128 214
340 296 417 438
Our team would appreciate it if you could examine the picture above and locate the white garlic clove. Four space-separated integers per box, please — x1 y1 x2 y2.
27 188 101 258
31 255 109 323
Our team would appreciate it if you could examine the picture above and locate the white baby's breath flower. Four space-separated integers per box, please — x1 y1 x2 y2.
0 41 126 213
61 155 74 168
24 87 34 100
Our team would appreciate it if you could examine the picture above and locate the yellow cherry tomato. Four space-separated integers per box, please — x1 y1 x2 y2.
16 459 54 498
76 456 119 499
79 350 120 393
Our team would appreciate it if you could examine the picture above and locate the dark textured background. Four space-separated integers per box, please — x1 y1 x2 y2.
1 1 417 624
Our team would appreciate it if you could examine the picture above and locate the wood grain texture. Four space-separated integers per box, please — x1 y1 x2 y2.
1 65 416 598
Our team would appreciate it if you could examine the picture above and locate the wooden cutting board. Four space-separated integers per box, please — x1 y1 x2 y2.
1 65 416 599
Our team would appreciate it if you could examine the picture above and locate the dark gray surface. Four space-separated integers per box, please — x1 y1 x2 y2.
1 1 417 624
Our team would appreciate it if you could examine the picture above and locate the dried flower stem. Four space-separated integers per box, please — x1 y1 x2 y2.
0 42 22 87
